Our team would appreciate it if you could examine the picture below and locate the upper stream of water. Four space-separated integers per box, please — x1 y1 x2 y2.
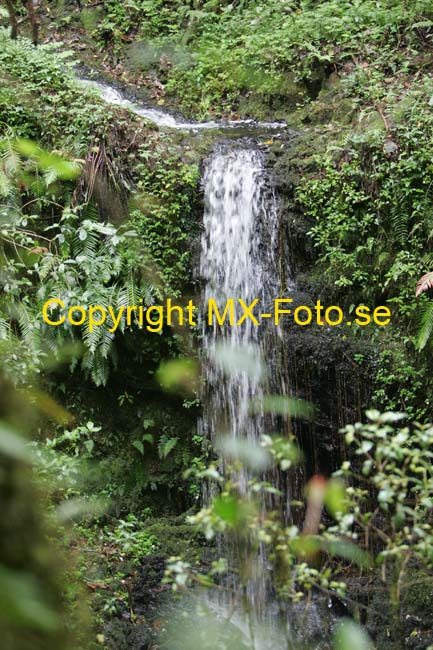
79 77 286 133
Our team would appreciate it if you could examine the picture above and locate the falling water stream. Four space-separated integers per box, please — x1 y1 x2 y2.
199 145 286 648
200 146 280 464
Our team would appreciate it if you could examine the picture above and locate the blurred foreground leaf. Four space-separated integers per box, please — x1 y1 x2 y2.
210 343 265 381
56 496 108 523
15 139 81 181
0 422 31 462
156 357 198 395
334 619 374 650
0 564 59 632
253 395 314 419
218 435 270 471
20 387 72 425
322 538 372 569
324 479 349 518
213 494 255 528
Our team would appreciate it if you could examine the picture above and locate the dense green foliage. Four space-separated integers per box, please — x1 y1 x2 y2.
74 0 433 117
0 32 108 148
295 77 433 419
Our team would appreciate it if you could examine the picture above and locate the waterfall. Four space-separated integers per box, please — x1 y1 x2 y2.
199 144 283 641
200 145 280 452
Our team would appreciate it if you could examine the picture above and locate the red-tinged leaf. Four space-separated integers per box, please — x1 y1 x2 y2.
416 271 433 297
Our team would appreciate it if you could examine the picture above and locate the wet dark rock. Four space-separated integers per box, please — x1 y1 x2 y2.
131 555 169 617
102 620 153 650
100 556 173 650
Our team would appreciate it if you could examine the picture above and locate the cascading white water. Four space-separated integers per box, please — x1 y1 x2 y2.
200 146 279 457
200 145 282 641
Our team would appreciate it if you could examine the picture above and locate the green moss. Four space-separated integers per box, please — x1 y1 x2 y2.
402 569 433 623
144 518 209 560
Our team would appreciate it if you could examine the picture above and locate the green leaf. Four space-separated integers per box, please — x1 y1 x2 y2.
0 423 31 462
321 538 372 569
14 139 81 181
218 435 270 471
210 343 265 381
156 358 198 395
84 439 94 454
132 440 144 455
324 479 348 518
162 437 178 458
334 620 374 650
254 395 314 420
417 301 433 350
0 564 59 632
213 495 242 526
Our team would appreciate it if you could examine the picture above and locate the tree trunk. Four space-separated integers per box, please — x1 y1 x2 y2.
4 0 18 39
24 0 39 46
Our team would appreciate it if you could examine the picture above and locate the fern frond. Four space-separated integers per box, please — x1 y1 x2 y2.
16 304 34 346
391 207 408 245
0 133 21 176
99 329 115 359
43 166 59 187
38 254 59 281
421 253 433 267
0 169 11 197
90 352 109 387
417 300 433 350
73 230 100 259
0 317 10 340
82 326 103 354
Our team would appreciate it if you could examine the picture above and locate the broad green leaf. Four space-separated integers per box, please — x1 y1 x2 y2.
132 440 144 455
213 495 242 526
324 479 348 517
253 395 314 420
334 620 373 650
210 343 265 381
0 564 59 631
0 423 31 462
162 437 178 458
156 358 198 395
14 139 81 180
321 538 372 569
84 439 94 454
218 435 270 471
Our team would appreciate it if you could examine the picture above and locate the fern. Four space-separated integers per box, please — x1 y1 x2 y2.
0 169 11 197
38 254 59 281
0 130 21 200
0 317 10 340
90 352 109 387
158 436 179 460
391 202 409 245
16 304 36 348
417 300 433 350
